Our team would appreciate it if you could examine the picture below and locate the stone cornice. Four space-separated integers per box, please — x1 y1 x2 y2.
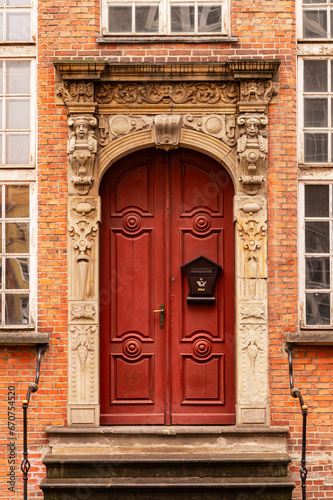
55 60 280 83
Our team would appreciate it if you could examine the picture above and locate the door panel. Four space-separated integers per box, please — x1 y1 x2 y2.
100 152 166 424
100 148 235 425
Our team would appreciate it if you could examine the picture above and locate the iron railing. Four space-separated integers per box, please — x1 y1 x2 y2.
285 345 308 500
21 345 46 500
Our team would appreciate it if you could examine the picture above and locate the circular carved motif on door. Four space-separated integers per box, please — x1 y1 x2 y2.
123 213 142 233
193 213 211 233
123 338 142 359
193 338 212 360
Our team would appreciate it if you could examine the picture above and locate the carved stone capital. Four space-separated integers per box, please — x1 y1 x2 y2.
56 81 95 104
183 114 236 147
68 116 98 195
238 80 278 113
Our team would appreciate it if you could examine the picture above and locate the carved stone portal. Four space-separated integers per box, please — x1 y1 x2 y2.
58 62 278 427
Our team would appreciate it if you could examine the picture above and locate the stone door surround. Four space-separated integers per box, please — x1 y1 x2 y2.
54 60 280 426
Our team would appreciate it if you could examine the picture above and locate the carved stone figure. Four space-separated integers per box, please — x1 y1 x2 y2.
68 116 97 195
237 115 268 195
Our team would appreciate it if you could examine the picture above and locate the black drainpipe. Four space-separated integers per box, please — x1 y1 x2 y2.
21 345 47 500
285 345 308 500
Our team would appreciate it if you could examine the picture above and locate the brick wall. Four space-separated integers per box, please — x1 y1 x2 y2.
3 1 329 499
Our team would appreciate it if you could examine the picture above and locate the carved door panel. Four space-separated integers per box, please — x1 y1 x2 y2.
100 149 235 425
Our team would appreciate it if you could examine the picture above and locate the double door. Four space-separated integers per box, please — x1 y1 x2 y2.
100 148 235 425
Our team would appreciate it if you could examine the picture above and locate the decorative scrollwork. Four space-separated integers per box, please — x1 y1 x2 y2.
95 82 239 106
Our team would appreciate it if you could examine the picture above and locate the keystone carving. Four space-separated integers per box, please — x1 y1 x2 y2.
237 115 268 195
98 114 152 147
56 81 94 103
68 116 97 195
153 115 181 150
95 82 239 106
183 114 236 147
240 324 267 403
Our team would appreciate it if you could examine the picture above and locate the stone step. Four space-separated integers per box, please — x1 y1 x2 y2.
40 476 295 500
43 452 291 479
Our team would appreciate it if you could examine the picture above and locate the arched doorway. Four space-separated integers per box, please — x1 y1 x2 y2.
100 148 235 425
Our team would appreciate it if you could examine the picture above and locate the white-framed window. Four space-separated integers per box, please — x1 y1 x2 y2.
0 181 36 327
298 0 333 40
297 57 333 165
0 59 35 167
0 0 35 43
101 0 230 36
299 182 333 327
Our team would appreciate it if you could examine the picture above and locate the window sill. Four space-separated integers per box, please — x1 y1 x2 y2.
285 331 333 345
97 35 238 44
0 331 50 345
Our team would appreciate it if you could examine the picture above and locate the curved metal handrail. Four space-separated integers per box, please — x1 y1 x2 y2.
285 345 308 500
21 345 46 500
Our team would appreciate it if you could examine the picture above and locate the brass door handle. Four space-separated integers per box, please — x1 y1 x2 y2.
153 304 165 329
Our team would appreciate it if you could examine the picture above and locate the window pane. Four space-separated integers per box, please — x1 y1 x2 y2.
5 185 29 218
305 221 330 253
6 98 30 129
303 0 326 3
304 98 328 127
5 293 29 325
305 184 329 217
304 132 328 162
6 133 29 164
109 6 132 33
0 134 2 164
303 10 327 38
306 257 330 288
0 62 2 95
306 292 330 325
0 13 3 43
6 222 29 253
171 5 195 32
7 0 30 5
0 99 2 129
304 60 327 92
135 6 159 33
5 257 29 289
6 11 31 41
198 5 221 32
6 61 30 94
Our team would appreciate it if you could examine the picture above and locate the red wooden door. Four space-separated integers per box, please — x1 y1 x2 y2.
100 148 235 425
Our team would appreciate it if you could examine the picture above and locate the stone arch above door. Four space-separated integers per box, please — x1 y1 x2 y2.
57 61 279 426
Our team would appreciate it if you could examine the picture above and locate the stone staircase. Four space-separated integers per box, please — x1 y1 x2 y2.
40 426 295 499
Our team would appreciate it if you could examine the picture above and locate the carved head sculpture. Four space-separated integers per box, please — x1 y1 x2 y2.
70 117 89 141
245 117 260 138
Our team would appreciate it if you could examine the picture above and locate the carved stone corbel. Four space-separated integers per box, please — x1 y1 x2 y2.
68 116 97 195
237 114 268 195
153 115 182 150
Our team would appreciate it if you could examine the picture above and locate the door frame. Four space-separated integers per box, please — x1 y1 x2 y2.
62 61 276 428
